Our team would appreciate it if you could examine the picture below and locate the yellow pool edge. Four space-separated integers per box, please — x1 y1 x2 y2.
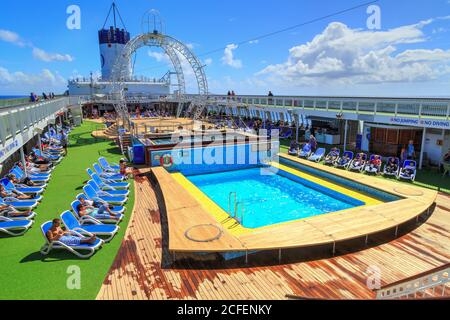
171 164 383 237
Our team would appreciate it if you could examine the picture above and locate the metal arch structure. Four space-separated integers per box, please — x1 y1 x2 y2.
110 32 209 125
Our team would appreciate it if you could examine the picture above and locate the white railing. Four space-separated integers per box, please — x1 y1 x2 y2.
68 93 450 120
376 265 449 299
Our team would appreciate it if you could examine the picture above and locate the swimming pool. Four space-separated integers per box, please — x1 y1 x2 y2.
187 167 365 229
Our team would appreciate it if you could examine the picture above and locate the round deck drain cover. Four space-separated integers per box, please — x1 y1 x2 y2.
185 224 223 243
393 187 424 197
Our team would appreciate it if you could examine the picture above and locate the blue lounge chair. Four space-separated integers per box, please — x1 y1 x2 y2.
90 173 129 190
334 151 354 169
60 211 119 243
1 197 39 211
383 157 401 177
71 200 124 225
98 157 120 172
75 193 125 214
299 144 312 158
308 148 326 163
0 217 34 236
11 167 49 184
324 149 341 165
280 129 293 139
39 221 104 258
14 166 51 180
1 178 45 195
398 160 417 181
87 180 129 197
33 148 62 164
83 185 127 206
93 163 124 181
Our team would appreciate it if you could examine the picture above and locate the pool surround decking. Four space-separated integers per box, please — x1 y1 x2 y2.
152 154 438 256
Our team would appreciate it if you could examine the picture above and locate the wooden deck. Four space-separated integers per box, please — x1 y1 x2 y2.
152 156 437 254
97 172 450 300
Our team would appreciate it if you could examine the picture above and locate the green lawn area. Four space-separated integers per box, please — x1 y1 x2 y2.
280 139 450 194
0 120 134 300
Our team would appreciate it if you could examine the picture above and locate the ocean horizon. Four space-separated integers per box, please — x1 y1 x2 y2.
0 95 27 100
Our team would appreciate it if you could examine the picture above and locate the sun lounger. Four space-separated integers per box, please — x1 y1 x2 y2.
0 217 34 236
75 193 125 214
87 180 129 198
83 185 127 206
39 221 104 259
308 148 326 163
71 200 124 225
398 160 417 181
60 210 119 243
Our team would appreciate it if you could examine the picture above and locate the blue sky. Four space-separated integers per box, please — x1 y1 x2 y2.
1 0 450 96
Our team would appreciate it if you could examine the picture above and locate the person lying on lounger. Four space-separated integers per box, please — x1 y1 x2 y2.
365 155 382 173
47 218 97 245
350 153 366 170
76 202 120 221
0 202 33 218
385 158 398 174
325 148 339 163
7 173 36 188
0 185 32 200
336 154 351 167
402 165 416 178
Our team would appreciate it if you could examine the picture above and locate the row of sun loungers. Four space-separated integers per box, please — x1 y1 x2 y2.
0 126 70 236
39 157 130 258
289 144 417 181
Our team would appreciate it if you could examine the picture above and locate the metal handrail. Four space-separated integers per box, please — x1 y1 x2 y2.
376 264 450 299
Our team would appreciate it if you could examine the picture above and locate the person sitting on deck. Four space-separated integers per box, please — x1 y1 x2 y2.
0 201 33 218
0 185 32 200
47 218 97 246
76 201 120 221
325 148 340 164
385 158 399 174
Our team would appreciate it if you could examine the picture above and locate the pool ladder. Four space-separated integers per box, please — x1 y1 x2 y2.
227 192 245 226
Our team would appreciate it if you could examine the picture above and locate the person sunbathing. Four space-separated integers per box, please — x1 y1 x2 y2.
351 153 366 169
325 148 339 163
0 185 32 200
300 143 311 157
365 155 382 173
0 202 33 218
76 202 120 221
119 159 133 178
385 158 398 174
46 218 97 245
7 173 36 188
336 154 350 167
402 164 416 178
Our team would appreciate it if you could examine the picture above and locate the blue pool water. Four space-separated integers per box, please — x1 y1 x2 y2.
187 167 364 229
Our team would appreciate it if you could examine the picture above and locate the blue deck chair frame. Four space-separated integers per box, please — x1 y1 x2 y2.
71 200 124 225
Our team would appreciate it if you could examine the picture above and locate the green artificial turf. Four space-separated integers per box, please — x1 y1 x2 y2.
280 139 450 194
0 120 135 300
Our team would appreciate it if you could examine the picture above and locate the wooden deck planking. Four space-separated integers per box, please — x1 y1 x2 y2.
97 169 449 300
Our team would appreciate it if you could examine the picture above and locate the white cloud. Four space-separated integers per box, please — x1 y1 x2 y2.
32 48 74 62
0 29 25 46
249 40 259 44
204 58 213 66
221 44 242 69
257 20 450 86
0 66 67 94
